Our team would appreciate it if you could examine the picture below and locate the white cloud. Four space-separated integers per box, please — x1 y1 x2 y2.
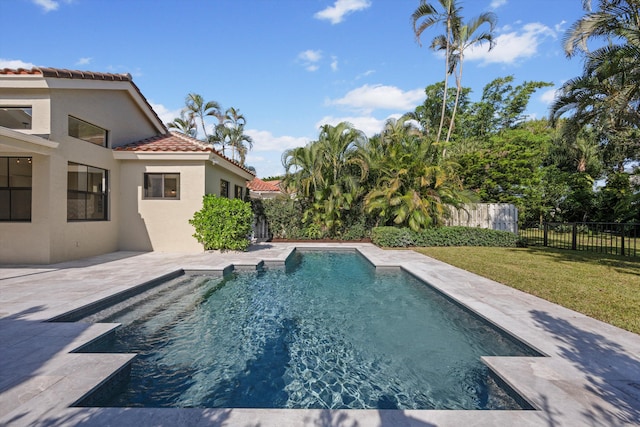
0 59 36 69
315 114 403 137
148 102 183 127
331 56 339 72
297 49 322 72
540 88 559 104
465 22 557 65
327 84 425 114
245 129 310 152
314 0 371 24
76 57 92 66
32 0 73 12
32 0 58 12
490 0 507 9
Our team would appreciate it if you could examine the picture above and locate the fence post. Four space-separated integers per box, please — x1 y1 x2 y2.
621 224 626 256
572 223 577 250
543 223 548 247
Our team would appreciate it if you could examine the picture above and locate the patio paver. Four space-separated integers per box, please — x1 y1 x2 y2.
1 243 639 426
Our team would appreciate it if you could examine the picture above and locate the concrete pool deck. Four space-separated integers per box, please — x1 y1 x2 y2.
0 242 639 426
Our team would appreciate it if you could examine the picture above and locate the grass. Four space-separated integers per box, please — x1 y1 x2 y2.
414 246 640 335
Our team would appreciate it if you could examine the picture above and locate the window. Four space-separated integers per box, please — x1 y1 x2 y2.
234 185 244 199
144 173 179 199
0 157 32 221
68 116 108 147
0 107 32 129
67 162 108 221
220 179 229 198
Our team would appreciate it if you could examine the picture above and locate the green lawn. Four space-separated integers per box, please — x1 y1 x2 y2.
414 246 640 335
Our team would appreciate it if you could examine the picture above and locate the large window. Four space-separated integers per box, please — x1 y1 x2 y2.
220 179 229 198
68 116 108 147
0 107 32 129
67 162 108 221
0 157 32 221
144 173 179 199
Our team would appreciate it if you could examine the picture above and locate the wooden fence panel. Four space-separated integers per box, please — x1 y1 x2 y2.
445 203 518 234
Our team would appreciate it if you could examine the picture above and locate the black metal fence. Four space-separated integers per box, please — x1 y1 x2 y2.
519 222 639 258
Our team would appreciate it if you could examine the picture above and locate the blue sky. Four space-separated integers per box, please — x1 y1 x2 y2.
2 0 589 178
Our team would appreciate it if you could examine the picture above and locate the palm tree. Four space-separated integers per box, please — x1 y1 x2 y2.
412 0 462 143
224 107 253 164
167 110 197 138
555 0 640 169
442 12 496 144
282 122 368 234
184 93 221 140
364 117 468 230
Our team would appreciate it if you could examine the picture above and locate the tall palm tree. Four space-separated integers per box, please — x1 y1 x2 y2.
412 0 462 143
224 107 253 164
442 12 496 144
184 93 221 140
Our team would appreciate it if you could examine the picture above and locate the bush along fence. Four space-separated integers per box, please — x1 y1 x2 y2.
519 222 639 258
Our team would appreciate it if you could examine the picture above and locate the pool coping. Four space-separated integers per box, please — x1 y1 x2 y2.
1 243 639 426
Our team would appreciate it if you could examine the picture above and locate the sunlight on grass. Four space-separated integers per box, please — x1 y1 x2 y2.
414 246 640 335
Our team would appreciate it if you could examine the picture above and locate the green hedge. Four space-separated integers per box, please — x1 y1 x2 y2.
371 226 520 248
190 195 253 251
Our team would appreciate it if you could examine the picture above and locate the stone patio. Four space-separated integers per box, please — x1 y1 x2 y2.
1 243 639 426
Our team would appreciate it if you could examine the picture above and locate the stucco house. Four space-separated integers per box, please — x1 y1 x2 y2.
0 67 254 264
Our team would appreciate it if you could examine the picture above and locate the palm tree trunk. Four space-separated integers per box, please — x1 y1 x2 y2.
436 40 450 143
445 58 463 145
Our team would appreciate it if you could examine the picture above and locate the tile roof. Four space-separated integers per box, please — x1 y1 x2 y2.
0 67 131 81
115 132 255 175
114 132 214 152
248 177 282 192
0 67 167 133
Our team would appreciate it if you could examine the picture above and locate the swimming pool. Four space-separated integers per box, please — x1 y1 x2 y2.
77 250 540 410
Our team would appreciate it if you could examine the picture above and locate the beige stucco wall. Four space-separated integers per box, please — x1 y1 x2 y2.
0 83 162 264
118 160 206 252
205 160 249 199
0 88 51 136
49 89 158 148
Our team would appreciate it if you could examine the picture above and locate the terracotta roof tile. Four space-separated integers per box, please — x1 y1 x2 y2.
115 132 255 175
248 177 281 192
114 132 214 152
1 67 131 81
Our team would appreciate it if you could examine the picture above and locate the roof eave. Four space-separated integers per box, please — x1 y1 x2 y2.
0 127 59 155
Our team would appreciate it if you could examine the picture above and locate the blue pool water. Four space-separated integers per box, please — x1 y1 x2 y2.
81 250 538 410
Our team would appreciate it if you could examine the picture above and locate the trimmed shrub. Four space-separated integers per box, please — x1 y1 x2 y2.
372 226 519 248
190 195 253 251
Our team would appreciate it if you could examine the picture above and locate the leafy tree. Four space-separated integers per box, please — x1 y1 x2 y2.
462 76 553 138
595 172 639 222
411 82 463 138
457 120 553 223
